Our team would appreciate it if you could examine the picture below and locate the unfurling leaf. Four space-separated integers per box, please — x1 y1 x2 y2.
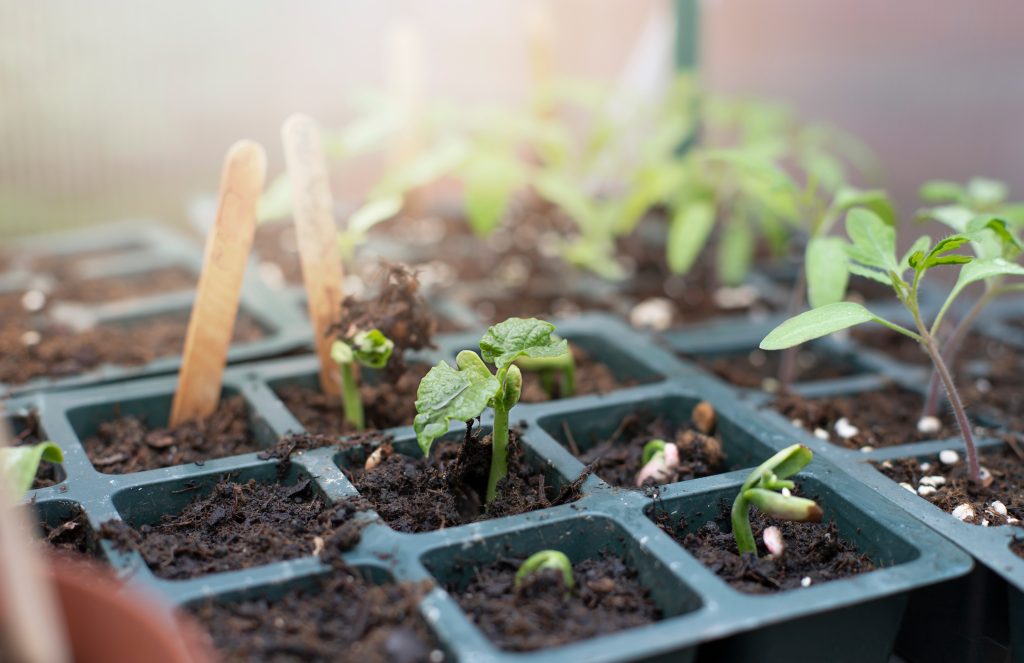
760 302 877 350
413 352 500 455
479 318 569 372
350 329 394 369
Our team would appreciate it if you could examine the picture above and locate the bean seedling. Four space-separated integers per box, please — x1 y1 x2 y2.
760 207 1024 483
516 337 576 398
732 444 822 556
515 550 575 593
0 441 62 498
330 329 395 430
414 317 568 503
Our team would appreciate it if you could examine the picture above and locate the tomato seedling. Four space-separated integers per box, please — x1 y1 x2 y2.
1 441 62 498
515 550 575 593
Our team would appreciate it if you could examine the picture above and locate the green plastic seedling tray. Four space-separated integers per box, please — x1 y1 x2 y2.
1 220 309 398
664 307 1023 662
20 314 973 662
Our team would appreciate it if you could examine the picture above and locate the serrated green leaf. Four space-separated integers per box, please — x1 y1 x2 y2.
922 234 972 269
919 180 965 204
967 216 1022 253
899 236 931 271
413 352 500 455
845 208 897 270
926 254 973 267
847 262 892 286
479 318 569 372
1 442 63 498
806 237 849 308
760 302 877 350
921 204 974 233
667 200 715 275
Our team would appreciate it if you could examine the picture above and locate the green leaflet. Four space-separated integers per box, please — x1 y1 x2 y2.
845 208 897 271
413 352 500 455
948 258 1024 305
667 200 715 275
805 236 849 308
479 318 569 372
462 151 526 237
1 442 63 498
760 302 877 350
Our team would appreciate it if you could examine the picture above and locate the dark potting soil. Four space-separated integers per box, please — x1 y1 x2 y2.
51 266 197 303
691 347 858 390
449 553 660 652
9 410 61 489
519 345 641 403
875 444 1024 527
275 364 430 435
40 506 95 557
192 568 441 663
960 361 1024 432
652 501 877 593
773 385 957 449
81 395 260 474
567 410 725 489
0 304 265 385
341 427 582 533
99 475 364 580
1012 538 1024 560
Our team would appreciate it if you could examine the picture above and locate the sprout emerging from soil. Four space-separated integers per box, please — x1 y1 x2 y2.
515 550 575 593
760 207 1024 484
516 338 576 398
331 329 394 430
0 441 62 497
635 439 680 487
414 317 568 503
732 444 823 556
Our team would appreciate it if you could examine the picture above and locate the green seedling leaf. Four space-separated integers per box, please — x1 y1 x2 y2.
641 439 667 465
847 262 892 285
805 237 849 308
1 442 63 498
760 302 877 350
833 187 897 227
479 318 569 372
899 236 931 271
413 351 500 455
533 172 596 229
845 208 897 270
752 444 814 486
948 258 1024 306
350 329 394 369
919 180 965 204
462 151 526 237
743 488 824 522
967 216 1023 254
515 550 575 591
717 213 755 287
967 177 1008 208
667 200 715 275
330 340 354 365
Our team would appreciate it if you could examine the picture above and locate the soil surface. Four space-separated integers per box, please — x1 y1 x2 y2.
52 266 197 303
40 506 95 556
276 364 430 435
450 553 660 652
519 345 641 403
10 410 61 489
341 426 583 533
468 294 616 327
30 244 148 277
960 360 1024 431
1012 538 1024 560
0 299 265 385
652 500 877 593
772 385 958 449
692 348 858 391
566 409 726 489
100 474 364 580
193 568 441 663
82 395 260 474
875 444 1024 527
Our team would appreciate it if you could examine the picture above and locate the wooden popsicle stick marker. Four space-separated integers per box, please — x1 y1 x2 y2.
282 114 344 398
170 141 266 426
0 418 71 663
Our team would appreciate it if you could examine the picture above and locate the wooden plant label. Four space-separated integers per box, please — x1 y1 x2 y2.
169 140 266 426
282 113 344 398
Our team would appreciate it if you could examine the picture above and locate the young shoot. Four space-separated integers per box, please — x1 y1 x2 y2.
635 438 680 487
516 338 576 399
732 444 822 557
330 329 395 430
515 550 575 593
760 207 1024 484
1 441 62 498
414 318 568 503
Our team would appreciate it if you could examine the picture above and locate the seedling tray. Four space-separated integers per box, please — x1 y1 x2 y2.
1 220 308 397
22 314 972 662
